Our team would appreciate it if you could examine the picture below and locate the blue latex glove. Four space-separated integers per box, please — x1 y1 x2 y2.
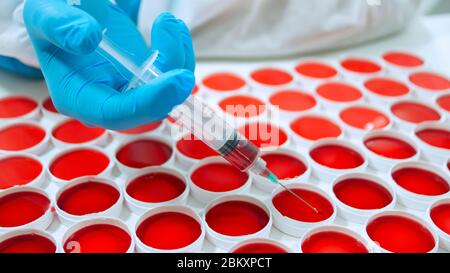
0 56 43 79
23 0 195 129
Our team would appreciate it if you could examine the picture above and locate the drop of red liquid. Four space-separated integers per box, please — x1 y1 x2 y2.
176 134 218 160
219 95 266 118
391 102 441 123
136 212 201 250
269 90 317 112
364 78 410 97
203 72 246 91
57 181 120 216
233 242 288 253
295 62 337 79
191 163 248 192
261 153 307 180
382 51 424 68
0 234 56 253
206 201 269 236
366 215 435 253
310 144 364 170
0 96 37 118
0 156 42 190
116 139 172 168
341 58 381 73
301 231 368 253
239 122 287 149
0 124 46 151
0 191 50 228
126 173 186 203
290 116 342 141
392 168 449 196
53 119 105 144
340 106 390 130
409 72 450 91
364 136 416 159
415 128 450 150
316 82 362 102
250 68 293 86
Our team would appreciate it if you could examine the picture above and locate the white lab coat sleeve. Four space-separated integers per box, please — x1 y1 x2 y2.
139 0 423 59
0 0 39 67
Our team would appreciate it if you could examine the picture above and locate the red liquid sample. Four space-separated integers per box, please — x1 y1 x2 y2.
366 215 435 253
290 116 341 141
316 82 362 102
272 188 334 222
310 145 364 169
382 51 424 68
364 78 410 97
219 95 266 118
0 191 50 227
333 178 393 210
176 134 218 160
295 62 338 79
364 136 416 159
415 128 450 149
57 181 119 216
191 163 248 192
0 234 56 253
250 68 293 86
0 96 37 118
203 72 246 91
391 102 440 123
269 90 317 112
64 224 131 253
430 203 450 235
126 173 186 203
301 231 368 253
52 119 105 144
206 201 269 236
437 94 450 112
392 168 449 196
341 58 381 73
233 242 287 253
0 124 46 151
239 122 287 148
42 96 58 113
136 212 201 250
261 153 307 180
50 149 110 181
409 72 450 91
340 106 390 130
117 121 162 135
0 156 42 189
192 85 199 95
116 139 172 168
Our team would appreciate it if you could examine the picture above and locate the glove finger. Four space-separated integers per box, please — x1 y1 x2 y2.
0 56 43 79
177 18 196 72
98 69 194 129
23 0 104 55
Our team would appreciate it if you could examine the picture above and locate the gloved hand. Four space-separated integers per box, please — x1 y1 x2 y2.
23 0 195 130
0 55 43 79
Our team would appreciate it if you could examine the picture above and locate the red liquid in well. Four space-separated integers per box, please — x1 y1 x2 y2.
233 242 287 253
391 102 441 123
302 231 368 253
0 96 37 118
239 122 288 148
50 149 110 181
392 168 449 196
316 82 362 102
64 224 131 253
192 85 199 95
364 78 410 97
333 178 393 210
250 68 293 86
136 212 201 250
42 96 58 113
409 72 450 91
0 234 56 253
116 139 172 168
430 203 450 235
261 153 307 180
219 95 266 118
364 136 416 159
117 121 162 135
341 58 381 73
53 119 105 144
0 124 46 151
340 106 390 130
295 62 338 79
437 94 450 112
191 163 248 192
0 156 42 189
415 129 450 149
206 201 269 236
272 188 334 222
290 116 341 141
366 215 435 253
269 90 317 112
0 191 50 227
382 51 424 68
176 134 218 160
126 173 186 203
202 72 246 91
310 145 364 170
57 181 119 216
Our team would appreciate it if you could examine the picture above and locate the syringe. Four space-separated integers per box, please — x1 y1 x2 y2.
97 33 320 214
